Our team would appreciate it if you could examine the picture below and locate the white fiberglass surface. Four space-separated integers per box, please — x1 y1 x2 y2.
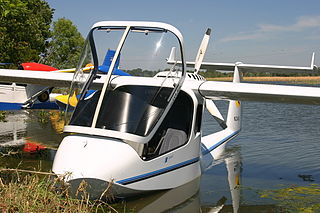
66 24 185 142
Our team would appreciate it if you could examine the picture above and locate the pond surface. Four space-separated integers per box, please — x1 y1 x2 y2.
0 100 319 212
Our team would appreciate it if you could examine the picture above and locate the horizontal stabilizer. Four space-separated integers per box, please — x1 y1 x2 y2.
187 61 318 73
197 81 320 105
168 53 318 74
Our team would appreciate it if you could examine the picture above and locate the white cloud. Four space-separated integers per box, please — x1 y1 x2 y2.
220 15 320 42
220 32 265 42
259 15 320 32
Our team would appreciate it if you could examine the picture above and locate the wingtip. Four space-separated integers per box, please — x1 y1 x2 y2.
206 28 212 36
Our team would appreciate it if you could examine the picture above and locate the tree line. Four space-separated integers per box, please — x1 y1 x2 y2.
124 68 320 78
0 0 84 69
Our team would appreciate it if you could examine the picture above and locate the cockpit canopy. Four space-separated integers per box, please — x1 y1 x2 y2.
64 21 186 144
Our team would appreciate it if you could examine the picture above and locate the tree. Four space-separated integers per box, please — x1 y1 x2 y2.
43 18 85 69
0 0 53 66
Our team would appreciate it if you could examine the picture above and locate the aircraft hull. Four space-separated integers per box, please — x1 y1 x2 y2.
0 84 27 109
0 83 58 110
52 134 202 199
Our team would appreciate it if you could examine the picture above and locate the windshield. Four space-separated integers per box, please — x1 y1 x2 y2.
65 22 185 142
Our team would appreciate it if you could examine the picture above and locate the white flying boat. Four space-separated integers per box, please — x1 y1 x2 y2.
0 21 319 199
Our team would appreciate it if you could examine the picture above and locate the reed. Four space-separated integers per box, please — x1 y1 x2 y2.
0 169 121 213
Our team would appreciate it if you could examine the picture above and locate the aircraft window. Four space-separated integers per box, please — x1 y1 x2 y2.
143 91 193 160
0 82 13 86
69 91 100 127
96 85 172 136
70 85 174 136
16 84 27 87
195 104 203 133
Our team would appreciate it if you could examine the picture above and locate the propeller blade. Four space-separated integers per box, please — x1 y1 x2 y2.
194 28 211 74
205 99 227 129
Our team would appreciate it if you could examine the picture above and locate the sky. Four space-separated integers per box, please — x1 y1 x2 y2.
46 0 320 67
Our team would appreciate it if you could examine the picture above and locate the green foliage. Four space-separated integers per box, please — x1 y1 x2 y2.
0 0 53 66
0 111 7 122
36 110 50 124
260 184 320 212
42 18 85 69
125 68 157 77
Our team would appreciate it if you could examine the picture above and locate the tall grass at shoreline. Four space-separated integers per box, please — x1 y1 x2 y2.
0 169 121 213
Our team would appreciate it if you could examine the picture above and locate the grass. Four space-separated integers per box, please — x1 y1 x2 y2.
0 111 7 122
0 169 121 213
36 110 52 124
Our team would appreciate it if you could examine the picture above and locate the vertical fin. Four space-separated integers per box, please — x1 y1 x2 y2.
102 49 120 69
226 63 242 132
167 47 176 62
311 52 315 70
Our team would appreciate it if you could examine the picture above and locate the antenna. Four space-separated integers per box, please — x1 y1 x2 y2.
194 28 211 74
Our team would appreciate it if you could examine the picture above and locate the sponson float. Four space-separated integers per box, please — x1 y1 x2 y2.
0 21 319 199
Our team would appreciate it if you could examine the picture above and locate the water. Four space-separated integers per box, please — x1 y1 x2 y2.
0 101 319 212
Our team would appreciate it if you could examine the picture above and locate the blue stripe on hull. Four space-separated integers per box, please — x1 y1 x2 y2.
201 130 240 156
0 102 59 110
116 157 199 185
31 102 59 109
0 102 22 110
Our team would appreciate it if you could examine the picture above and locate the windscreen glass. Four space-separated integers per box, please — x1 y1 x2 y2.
67 25 185 138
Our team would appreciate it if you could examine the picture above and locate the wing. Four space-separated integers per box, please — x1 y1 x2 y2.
194 81 320 105
0 69 75 87
168 49 317 74
190 60 318 74
0 69 145 88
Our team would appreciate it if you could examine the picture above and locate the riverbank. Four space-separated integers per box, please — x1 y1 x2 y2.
0 170 120 213
208 76 320 84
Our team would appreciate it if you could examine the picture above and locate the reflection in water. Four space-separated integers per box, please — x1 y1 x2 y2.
121 177 201 213
225 149 241 213
0 111 243 212
0 110 64 170
117 148 242 213
0 111 26 146
1 102 319 211
49 111 65 134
